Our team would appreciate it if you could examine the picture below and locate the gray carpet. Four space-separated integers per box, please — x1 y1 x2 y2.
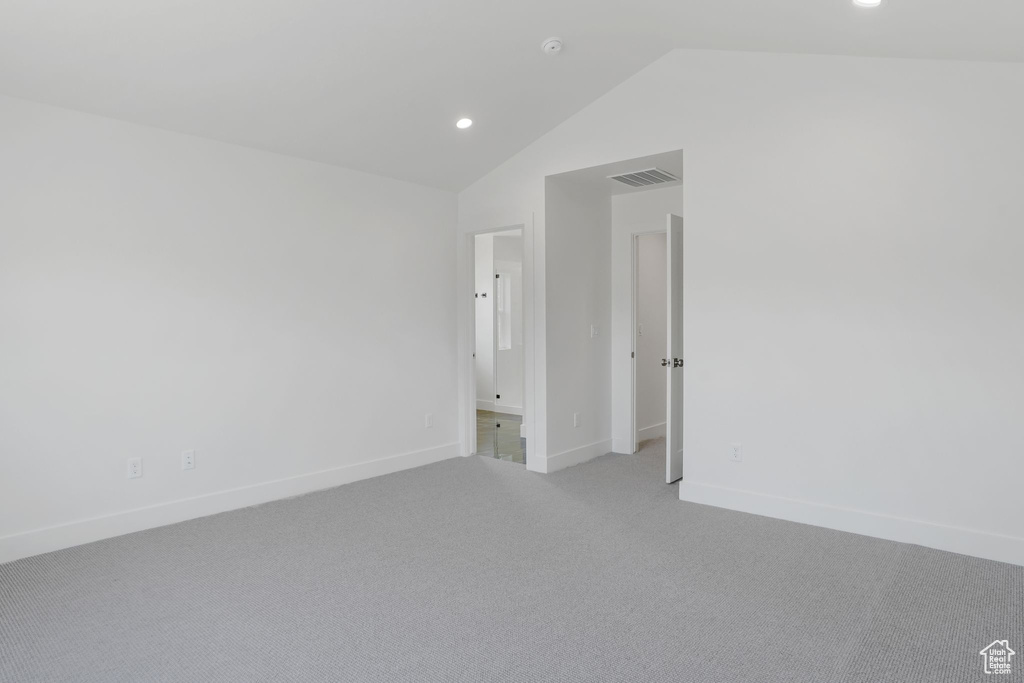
1 439 1021 682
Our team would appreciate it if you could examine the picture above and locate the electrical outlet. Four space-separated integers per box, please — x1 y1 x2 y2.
573 412 580 428
730 443 743 462
127 457 142 479
424 413 433 428
181 450 195 470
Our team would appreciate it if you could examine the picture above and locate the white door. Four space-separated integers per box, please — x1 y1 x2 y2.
665 214 684 484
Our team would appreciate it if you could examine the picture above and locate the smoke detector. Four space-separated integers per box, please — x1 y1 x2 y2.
541 38 563 55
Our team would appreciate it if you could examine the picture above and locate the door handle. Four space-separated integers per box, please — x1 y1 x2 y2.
674 358 684 368
661 359 671 367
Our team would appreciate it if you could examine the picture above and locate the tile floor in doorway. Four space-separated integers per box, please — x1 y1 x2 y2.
475 410 525 464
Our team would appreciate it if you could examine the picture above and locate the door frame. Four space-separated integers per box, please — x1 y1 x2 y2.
458 221 535 467
467 234 492 454
665 213 684 484
629 227 668 455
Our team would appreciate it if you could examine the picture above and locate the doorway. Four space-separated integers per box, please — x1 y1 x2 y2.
632 231 668 453
473 229 526 463
629 214 684 483
626 210 684 483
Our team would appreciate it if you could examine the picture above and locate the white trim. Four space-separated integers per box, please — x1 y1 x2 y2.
611 438 632 454
476 399 495 411
0 442 459 565
629 233 639 455
678 480 1024 567
637 422 666 441
541 439 613 473
459 232 477 457
528 210 546 471
493 403 523 417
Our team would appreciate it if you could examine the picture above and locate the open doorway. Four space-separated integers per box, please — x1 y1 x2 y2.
632 231 668 453
473 228 526 463
540 150 683 480
629 214 684 483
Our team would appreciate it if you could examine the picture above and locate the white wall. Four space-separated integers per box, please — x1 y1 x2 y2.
0 95 459 562
493 232 524 414
458 49 1024 565
635 232 667 441
543 175 612 467
474 234 495 409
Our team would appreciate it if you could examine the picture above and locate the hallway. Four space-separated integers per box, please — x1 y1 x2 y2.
475 409 525 464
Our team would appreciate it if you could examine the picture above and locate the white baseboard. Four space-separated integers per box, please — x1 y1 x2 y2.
638 422 666 441
494 403 523 417
678 480 1024 567
611 438 633 454
0 442 460 565
476 399 495 411
542 439 613 474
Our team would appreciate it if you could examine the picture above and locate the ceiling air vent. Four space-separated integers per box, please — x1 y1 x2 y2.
608 168 679 188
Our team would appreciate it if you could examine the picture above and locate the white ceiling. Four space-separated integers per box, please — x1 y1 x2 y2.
3 0 1024 191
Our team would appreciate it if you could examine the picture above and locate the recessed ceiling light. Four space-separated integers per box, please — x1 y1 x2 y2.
456 118 473 129
853 0 882 6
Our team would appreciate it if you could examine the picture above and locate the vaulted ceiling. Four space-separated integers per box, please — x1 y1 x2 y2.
3 0 1023 190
